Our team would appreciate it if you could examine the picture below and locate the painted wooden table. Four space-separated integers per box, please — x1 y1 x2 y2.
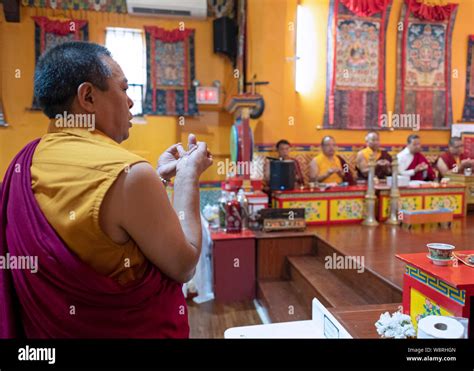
271 186 367 225
396 251 474 338
448 174 474 208
377 184 466 221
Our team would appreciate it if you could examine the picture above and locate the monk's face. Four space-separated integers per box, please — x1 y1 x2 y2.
93 57 134 143
450 140 463 156
367 134 380 152
408 138 421 154
322 138 337 157
277 143 291 159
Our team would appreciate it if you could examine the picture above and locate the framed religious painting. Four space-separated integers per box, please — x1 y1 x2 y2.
395 0 458 129
324 0 392 130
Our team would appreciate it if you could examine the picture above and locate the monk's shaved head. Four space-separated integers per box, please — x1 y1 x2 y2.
365 131 379 142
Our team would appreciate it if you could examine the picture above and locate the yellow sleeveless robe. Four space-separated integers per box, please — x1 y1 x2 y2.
314 153 343 183
31 125 149 285
360 147 382 161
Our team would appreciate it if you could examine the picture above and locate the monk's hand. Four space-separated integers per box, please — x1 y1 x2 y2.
157 134 200 180
415 163 427 172
461 159 473 168
176 141 213 179
157 143 182 180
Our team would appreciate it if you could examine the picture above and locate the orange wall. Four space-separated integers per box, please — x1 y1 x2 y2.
247 0 473 146
1 1 472 181
0 5 236 180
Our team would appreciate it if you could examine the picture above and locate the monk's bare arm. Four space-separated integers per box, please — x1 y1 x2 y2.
356 151 368 176
172 166 202 271
309 159 318 183
104 162 201 283
436 158 449 178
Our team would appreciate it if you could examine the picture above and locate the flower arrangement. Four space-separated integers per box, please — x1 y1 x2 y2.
375 308 416 339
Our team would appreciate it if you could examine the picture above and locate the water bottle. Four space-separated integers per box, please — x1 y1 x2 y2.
226 192 242 233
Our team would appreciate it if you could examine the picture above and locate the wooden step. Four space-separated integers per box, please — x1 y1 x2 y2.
257 280 311 323
314 237 402 304
287 256 371 309
328 303 402 339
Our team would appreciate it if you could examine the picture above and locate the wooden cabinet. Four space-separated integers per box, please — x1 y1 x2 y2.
212 232 256 303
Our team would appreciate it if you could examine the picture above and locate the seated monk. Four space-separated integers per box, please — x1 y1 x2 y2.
397 134 435 181
264 139 304 187
436 137 474 179
309 136 354 185
356 131 392 180
0 42 213 338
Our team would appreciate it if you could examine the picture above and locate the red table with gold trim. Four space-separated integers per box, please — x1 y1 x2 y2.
397 251 474 338
377 184 466 222
271 186 367 225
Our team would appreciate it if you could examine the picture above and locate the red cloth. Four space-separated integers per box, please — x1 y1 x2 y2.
340 0 389 17
439 151 467 171
406 152 436 181
290 157 304 185
1 140 189 339
338 155 356 185
356 151 392 180
144 26 194 42
32 16 87 36
406 0 458 21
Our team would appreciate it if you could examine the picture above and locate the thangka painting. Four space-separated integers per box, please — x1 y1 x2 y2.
144 27 198 117
324 0 392 129
22 0 127 13
462 36 474 121
32 16 88 108
395 0 458 129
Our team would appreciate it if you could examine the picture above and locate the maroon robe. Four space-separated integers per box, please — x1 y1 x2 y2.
337 155 355 185
290 156 304 185
438 151 467 172
356 151 392 180
407 152 436 181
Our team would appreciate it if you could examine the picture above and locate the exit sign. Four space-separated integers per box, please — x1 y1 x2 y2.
196 87 219 104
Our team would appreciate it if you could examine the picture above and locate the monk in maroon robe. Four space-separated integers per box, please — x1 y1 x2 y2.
397 134 436 181
436 137 474 178
356 131 392 180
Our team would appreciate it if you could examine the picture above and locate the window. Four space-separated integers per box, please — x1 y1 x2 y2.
295 5 316 94
105 27 146 116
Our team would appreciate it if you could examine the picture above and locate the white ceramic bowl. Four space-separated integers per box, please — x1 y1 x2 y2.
427 255 453 266
427 243 455 260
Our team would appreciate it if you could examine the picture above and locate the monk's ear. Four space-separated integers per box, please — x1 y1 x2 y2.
76 82 96 113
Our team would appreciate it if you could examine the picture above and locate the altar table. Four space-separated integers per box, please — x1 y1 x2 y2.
397 251 474 338
448 174 474 208
271 186 367 225
377 184 466 221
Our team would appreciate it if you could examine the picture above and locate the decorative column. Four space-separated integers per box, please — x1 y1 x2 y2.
362 153 379 226
386 158 401 225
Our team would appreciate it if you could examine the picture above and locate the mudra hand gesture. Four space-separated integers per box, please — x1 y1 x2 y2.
157 133 212 180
